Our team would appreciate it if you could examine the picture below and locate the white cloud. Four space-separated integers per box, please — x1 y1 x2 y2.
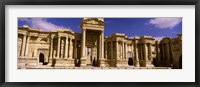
18 18 71 31
149 18 181 29
154 36 164 40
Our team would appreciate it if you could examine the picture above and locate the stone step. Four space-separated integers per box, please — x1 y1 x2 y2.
21 66 172 69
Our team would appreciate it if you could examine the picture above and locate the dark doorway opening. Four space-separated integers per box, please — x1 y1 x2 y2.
39 53 45 65
128 58 133 66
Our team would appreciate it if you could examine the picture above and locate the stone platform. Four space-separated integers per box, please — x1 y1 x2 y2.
18 65 172 69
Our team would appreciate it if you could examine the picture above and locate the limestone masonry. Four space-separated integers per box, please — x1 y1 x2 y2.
18 18 182 69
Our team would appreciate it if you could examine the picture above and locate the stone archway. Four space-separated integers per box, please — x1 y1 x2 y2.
38 48 49 65
39 53 45 65
127 52 133 66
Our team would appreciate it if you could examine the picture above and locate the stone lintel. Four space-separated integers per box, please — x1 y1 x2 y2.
82 26 104 31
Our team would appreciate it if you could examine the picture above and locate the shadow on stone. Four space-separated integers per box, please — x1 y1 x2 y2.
51 59 56 67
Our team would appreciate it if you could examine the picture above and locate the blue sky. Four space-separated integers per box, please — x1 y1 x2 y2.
18 18 182 40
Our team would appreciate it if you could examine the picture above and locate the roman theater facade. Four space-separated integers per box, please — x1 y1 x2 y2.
18 18 182 69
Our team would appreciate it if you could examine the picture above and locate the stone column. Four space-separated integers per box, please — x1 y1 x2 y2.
143 43 148 67
143 43 147 61
81 29 86 58
156 41 160 63
101 31 104 59
57 36 61 58
49 36 54 59
69 38 73 59
105 41 107 59
166 43 170 66
25 36 31 57
64 36 68 59
131 44 133 52
99 32 102 59
162 43 165 60
60 39 64 58
74 40 77 59
140 44 143 60
148 44 152 61
21 34 27 57
135 41 139 67
122 41 124 59
116 41 119 59
111 41 113 59
125 43 128 59
71 39 74 58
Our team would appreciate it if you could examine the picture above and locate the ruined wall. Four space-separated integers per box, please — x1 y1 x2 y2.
170 35 182 69
155 34 182 69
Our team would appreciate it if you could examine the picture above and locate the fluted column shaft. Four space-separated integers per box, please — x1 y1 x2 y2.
49 36 54 59
122 41 124 59
143 43 147 61
57 36 61 58
69 38 73 59
140 44 143 60
105 41 107 59
116 41 119 59
101 31 104 59
111 41 113 59
25 36 30 57
99 32 102 58
21 34 27 57
148 44 152 61
125 43 127 59
65 36 68 59
135 41 139 67
74 40 77 59
81 29 86 58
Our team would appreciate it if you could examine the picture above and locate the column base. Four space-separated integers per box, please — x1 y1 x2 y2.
50 58 75 67
139 60 146 67
80 57 87 67
146 61 155 67
135 61 140 67
99 58 109 67
116 59 126 67
123 59 129 67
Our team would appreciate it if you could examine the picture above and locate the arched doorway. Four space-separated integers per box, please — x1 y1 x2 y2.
128 52 133 66
39 53 45 65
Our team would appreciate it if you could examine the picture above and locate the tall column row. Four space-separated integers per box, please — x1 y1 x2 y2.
20 34 31 58
115 40 128 60
137 43 153 66
50 35 74 59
